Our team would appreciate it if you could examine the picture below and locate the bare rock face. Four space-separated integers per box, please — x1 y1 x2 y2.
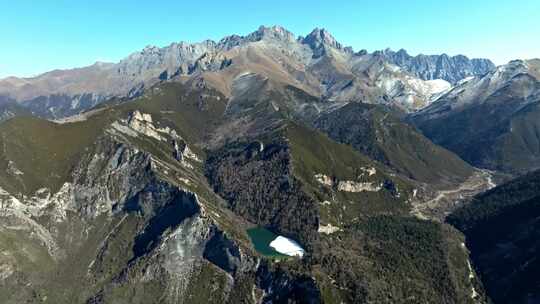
172 139 200 165
314 173 333 186
301 27 346 58
314 172 385 193
127 110 164 141
70 138 155 218
0 105 337 303
381 48 495 84
317 223 342 234
337 180 382 193
189 51 232 74
20 93 106 119
0 122 258 303
116 41 218 78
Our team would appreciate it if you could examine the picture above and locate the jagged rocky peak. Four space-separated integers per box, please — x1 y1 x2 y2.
141 45 160 55
493 59 540 80
301 27 348 57
216 34 244 50
216 25 297 50
395 48 409 57
356 49 368 56
116 39 217 77
247 25 296 42
377 48 410 65
302 27 342 50
381 48 495 83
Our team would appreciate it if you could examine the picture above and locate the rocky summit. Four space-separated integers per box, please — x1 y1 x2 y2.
0 20 538 304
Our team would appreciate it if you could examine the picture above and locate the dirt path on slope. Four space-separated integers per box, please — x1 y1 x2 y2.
412 169 495 221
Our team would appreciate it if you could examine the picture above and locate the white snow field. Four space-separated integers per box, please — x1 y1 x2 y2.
269 236 305 257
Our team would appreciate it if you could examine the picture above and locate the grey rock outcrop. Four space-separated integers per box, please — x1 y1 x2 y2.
381 48 495 83
301 27 347 58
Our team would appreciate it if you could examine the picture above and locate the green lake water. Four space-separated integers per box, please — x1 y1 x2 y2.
246 227 286 258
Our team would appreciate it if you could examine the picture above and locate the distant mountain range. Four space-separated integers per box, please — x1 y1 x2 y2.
412 59 540 174
1 25 539 304
380 48 494 83
0 26 494 118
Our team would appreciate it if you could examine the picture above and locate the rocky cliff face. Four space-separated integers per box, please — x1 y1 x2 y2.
381 48 495 84
0 107 320 303
20 93 106 120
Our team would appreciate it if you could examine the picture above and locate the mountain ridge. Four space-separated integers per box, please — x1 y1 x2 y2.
411 59 540 174
0 80 485 303
380 48 495 83
448 169 540 304
0 25 496 118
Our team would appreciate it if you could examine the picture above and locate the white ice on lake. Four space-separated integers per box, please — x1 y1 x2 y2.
269 236 305 257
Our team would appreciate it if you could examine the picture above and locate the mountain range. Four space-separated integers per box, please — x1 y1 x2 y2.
0 25 538 304
412 59 540 174
381 48 495 83
0 26 494 118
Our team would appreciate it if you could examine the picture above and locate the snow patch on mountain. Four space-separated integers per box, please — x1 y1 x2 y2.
431 60 539 111
375 68 452 109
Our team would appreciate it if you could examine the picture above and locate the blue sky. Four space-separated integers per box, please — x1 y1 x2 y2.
1 0 539 78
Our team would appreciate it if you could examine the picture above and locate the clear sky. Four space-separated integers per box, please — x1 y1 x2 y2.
1 0 539 78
